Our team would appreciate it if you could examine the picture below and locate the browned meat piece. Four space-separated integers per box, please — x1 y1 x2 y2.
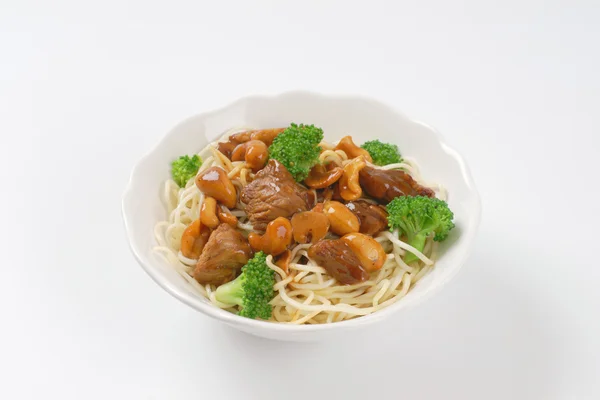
346 200 389 236
359 166 434 203
217 141 237 159
229 130 252 143
248 128 285 147
240 159 311 231
308 239 369 285
193 224 252 286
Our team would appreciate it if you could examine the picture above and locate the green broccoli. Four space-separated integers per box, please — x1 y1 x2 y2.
268 123 324 181
214 251 275 320
387 196 455 264
171 155 202 187
361 140 402 166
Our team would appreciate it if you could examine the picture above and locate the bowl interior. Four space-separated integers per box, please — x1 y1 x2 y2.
123 92 481 339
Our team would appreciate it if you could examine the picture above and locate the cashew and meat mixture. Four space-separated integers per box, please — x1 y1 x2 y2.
164 124 457 323
182 126 435 287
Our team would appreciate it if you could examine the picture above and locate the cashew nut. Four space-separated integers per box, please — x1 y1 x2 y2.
341 232 386 272
180 219 211 259
291 211 330 244
231 140 269 172
244 140 269 172
200 197 220 229
248 217 293 256
231 143 246 162
216 130 252 160
339 156 366 201
335 136 373 162
195 166 237 208
304 164 343 189
217 207 238 227
322 201 360 236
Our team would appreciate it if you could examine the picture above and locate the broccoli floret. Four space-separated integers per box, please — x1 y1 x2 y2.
214 251 275 320
171 155 202 187
361 140 402 166
268 123 323 181
387 196 455 264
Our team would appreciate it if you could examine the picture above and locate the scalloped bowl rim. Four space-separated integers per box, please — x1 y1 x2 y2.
122 91 481 334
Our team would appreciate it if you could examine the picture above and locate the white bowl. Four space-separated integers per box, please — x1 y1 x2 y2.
122 91 481 341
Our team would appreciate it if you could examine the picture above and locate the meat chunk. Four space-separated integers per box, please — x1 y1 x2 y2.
308 240 369 285
217 141 238 159
240 159 311 231
248 128 285 147
193 224 252 286
359 166 434 204
345 200 389 236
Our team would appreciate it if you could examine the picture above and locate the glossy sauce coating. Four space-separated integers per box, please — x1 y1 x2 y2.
248 217 293 256
291 211 330 244
308 239 369 284
346 200 388 236
359 166 434 203
193 224 252 285
249 128 285 146
241 159 311 231
335 136 373 162
195 166 237 208
322 201 360 236
180 219 211 259
341 232 386 272
217 128 284 159
305 164 343 189
217 208 238 227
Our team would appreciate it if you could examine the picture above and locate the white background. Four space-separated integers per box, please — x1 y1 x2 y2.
1 1 599 399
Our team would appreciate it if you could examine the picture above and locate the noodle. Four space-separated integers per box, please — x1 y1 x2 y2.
265 255 287 279
153 129 445 324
